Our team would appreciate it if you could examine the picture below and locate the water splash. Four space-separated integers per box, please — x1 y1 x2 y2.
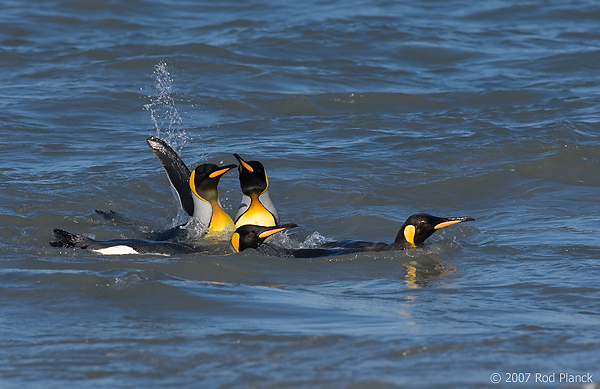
299 231 336 249
143 61 191 153
144 62 194 227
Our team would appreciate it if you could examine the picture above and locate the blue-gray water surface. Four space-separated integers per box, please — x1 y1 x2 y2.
1 0 600 388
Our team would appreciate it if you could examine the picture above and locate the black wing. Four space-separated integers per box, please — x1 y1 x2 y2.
147 136 194 216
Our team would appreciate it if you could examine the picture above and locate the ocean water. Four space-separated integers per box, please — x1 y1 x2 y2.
1 0 600 387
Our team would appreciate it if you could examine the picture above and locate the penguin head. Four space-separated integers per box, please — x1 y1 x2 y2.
231 223 298 252
393 213 474 249
190 163 237 202
233 153 269 195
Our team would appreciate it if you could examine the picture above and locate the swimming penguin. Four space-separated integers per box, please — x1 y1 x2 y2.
233 153 279 228
244 214 474 258
50 228 197 256
324 214 474 252
50 223 294 256
147 136 236 238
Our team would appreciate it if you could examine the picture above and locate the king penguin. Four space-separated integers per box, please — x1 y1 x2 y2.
188 163 237 237
319 213 474 252
233 153 279 228
50 223 292 256
50 229 197 256
147 136 237 238
238 214 474 258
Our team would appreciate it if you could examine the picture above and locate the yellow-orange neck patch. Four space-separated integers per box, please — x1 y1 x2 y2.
234 195 276 228
208 204 234 235
231 232 240 252
404 225 416 248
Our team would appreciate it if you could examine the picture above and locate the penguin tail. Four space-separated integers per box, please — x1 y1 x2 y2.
50 229 94 249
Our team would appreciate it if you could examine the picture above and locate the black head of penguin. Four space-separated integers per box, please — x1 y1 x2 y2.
231 223 298 252
393 213 474 249
233 153 268 195
190 163 237 202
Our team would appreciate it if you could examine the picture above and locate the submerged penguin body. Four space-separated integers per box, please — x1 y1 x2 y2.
242 214 475 258
50 229 197 256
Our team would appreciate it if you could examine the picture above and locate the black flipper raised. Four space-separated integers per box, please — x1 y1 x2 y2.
147 136 194 216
